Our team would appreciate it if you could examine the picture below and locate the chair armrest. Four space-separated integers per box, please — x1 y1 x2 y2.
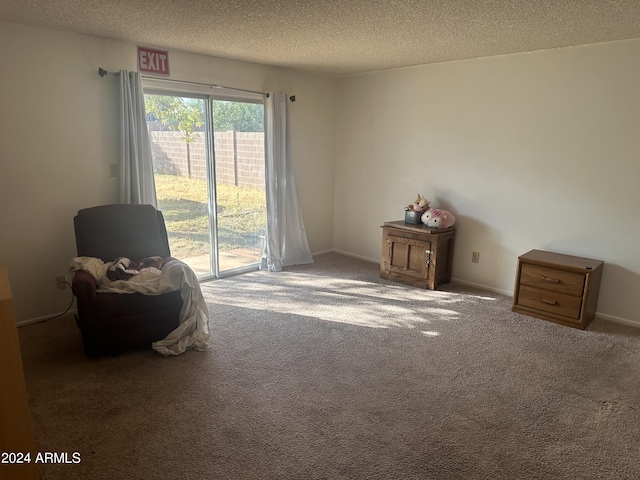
72 270 101 356
72 270 97 318
72 269 97 296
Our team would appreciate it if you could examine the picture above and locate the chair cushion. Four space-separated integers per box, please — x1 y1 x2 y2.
74 204 171 261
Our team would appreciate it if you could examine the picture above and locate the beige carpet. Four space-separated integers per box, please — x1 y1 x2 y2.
18 253 640 479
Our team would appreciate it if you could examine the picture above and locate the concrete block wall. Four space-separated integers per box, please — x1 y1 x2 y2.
149 130 264 189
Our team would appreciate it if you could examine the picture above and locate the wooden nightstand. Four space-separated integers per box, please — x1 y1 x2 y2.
380 221 456 290
512 250 604 329
0 266 39 479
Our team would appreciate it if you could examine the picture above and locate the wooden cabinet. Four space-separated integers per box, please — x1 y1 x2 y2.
380 221 456 290
0 265 40 480
512 250 603 329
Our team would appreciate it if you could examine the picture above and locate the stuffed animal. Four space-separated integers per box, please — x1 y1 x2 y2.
421 208 456 229
407 194 431 213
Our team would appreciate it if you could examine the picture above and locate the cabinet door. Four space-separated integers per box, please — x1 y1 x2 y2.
385 234 430 280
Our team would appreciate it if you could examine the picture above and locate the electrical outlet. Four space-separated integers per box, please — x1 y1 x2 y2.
55 275 67 289
109 163 119 177
472 252 480 263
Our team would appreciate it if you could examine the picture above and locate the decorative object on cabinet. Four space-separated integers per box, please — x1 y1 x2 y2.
420 208 456 228
404 210 422 225
380 221 456 290
404 194 431 224
512 249 603 329
0 265 40 480
405 194 431 214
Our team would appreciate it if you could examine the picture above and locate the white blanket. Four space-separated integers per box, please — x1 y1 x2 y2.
69 257 210 356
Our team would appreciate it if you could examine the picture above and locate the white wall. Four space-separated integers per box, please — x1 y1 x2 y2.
0 21 337 322
335 39 640 324
4 19 639 325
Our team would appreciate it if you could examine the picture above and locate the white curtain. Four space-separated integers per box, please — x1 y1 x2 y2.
260 92 313 272
118 70 157 207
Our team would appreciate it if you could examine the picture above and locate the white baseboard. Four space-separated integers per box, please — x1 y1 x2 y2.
450 277 513 297
329 249 380 264
311 249 335 258
594 312 640 328
17 309 77 328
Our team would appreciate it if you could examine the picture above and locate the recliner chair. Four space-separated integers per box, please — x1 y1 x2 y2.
72 204 183 356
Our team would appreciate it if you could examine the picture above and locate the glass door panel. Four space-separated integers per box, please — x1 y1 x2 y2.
145 94 214 277
212 99 266 273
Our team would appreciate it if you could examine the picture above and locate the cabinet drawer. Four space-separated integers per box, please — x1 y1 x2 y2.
385 228 426 242
517 285 582 320
520 264 585 297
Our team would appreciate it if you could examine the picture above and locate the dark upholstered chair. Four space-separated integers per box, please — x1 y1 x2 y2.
72 204 183 356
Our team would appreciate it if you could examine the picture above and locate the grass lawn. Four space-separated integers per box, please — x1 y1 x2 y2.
154 173 266 259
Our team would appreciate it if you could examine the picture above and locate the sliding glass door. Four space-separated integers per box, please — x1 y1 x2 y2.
145 92 266 278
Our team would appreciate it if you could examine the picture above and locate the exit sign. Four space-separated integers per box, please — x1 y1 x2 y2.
137 46 170 76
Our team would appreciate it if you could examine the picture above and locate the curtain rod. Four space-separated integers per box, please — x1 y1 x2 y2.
98 67 270 98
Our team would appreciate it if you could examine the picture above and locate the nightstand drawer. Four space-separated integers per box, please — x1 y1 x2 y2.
520 264 585 297
517 285 582 320
385 228 419 240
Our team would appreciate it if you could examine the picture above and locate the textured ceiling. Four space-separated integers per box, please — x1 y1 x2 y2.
2 0 640 76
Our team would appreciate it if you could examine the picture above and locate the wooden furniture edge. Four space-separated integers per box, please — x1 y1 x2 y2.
0 265 41 479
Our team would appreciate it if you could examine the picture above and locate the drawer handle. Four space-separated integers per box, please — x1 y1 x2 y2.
540 276 560 284
538 298 557 306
